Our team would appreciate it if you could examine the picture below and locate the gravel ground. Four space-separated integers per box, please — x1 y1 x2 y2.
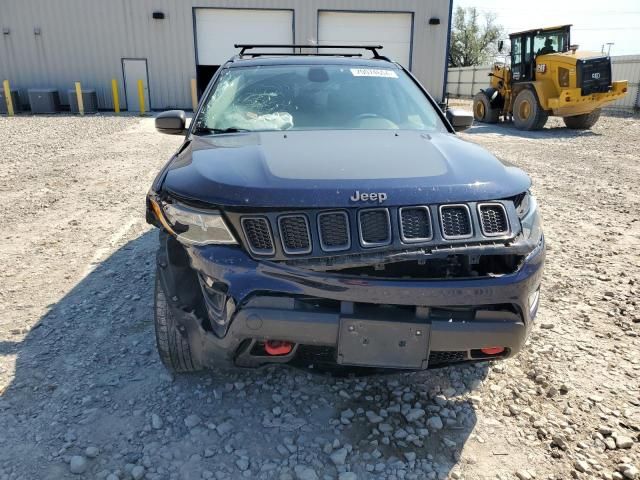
0 112 638 480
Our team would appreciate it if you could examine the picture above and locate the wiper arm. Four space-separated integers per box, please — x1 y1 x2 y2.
192 126 251 135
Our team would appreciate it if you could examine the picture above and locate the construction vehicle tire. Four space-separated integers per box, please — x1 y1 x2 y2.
513 89 548 130
473 93 500 123
563 109 601 129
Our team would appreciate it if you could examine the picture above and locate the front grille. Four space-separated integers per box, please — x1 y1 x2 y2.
236 200 514 259
278 215 311 254
440 205 472 239
241 217 274 255
400 207 432 242
318 211 350 251
577 57 612 95
478 203 509 236
359 209 391 246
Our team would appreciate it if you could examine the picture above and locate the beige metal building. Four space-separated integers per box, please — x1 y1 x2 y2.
0 0 453 111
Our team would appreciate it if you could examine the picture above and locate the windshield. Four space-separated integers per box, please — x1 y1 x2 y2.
534 30 569 56
193 64 446 133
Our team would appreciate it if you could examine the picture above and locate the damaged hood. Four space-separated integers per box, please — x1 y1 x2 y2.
162 130 530 208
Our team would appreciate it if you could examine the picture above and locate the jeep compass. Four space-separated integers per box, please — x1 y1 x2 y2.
146 45 545 372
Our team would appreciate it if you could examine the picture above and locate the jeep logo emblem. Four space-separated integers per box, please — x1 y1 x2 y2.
350 190 387 203
592 72 601 79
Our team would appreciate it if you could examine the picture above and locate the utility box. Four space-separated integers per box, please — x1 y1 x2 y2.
0 89 21 113
28 88 60 113
68 88 98 113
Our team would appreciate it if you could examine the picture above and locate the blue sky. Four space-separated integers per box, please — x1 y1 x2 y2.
453 0 640 56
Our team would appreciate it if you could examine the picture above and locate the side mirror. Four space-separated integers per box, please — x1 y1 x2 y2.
155 110 186 135
446 108 474 132
498 40 504 53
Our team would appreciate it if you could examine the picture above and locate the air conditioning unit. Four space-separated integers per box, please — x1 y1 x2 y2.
0 89 21 113
28 88 60 113
68 88 98 113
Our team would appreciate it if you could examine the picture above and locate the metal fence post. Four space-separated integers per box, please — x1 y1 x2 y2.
75 82 84 115
191 78 198 112
111 79 120 114
2 80 14 116
137 79 145 116
471 67 476 97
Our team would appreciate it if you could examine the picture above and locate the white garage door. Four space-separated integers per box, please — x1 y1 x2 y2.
195 9 294 65
318 11 413 68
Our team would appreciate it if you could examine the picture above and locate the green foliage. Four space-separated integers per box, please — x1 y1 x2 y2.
449 7 504 67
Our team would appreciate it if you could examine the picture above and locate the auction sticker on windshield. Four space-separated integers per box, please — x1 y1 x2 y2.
350 68 398 78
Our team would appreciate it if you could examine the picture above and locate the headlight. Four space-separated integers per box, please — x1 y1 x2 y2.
161 201 237 246
515 191 532 219
518 192 542 242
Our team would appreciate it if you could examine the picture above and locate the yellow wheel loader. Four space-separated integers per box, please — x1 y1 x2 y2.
473 25 628 130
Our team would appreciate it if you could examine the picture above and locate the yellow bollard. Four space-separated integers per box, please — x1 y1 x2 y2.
137 79 145 116
2 80 14 116
75 82 84 116
111 79 120 114
190 78 198 112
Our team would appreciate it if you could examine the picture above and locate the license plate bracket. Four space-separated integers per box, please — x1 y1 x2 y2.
337 316 429 369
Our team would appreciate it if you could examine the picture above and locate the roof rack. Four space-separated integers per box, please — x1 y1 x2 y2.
234 44 388 60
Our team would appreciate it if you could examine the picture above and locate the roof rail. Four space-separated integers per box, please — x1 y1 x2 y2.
234 44 388 60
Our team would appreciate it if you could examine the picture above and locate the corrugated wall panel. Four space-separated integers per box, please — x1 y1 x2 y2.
0 0 451 110
611 55 640 109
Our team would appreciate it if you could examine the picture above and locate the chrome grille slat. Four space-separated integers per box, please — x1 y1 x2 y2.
318 211 350 251
358 208 391 247
478 203 509 236
278 215 312 254
399 206 432 242
241 217 274 255
439 204 473 239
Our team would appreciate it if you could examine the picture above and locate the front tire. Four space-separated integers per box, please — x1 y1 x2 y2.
563 109 601 129
154 275 201 372
513 89 548 130
473 93 500 123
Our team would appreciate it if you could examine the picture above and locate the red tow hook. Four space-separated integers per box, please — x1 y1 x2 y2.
481 346 505 356
264 340 293 356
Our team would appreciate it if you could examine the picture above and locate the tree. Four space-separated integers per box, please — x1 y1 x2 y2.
449 7 504 67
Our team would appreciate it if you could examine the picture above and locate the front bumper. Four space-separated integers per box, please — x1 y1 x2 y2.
157 232 545 369
548 80 628 116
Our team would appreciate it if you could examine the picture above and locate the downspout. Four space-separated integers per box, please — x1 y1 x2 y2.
441 0 454 103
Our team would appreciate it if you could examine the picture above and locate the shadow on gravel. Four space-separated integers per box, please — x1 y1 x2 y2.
466 122 601 139
0 230 487 480
0 341 18 355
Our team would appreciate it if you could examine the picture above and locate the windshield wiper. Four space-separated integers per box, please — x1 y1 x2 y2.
192 126 251 135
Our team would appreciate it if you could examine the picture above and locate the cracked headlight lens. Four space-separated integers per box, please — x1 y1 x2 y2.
162 202 237 246
515 191 532 219
519 193 542 244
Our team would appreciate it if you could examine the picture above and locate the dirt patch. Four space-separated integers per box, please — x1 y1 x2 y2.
0 113 638 479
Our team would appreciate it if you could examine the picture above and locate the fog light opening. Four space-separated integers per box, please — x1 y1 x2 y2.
265 340 294 356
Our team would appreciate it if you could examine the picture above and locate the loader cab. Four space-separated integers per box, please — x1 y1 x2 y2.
510 25 571 82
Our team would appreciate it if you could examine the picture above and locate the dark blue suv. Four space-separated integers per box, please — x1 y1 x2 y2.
146 45 544 372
